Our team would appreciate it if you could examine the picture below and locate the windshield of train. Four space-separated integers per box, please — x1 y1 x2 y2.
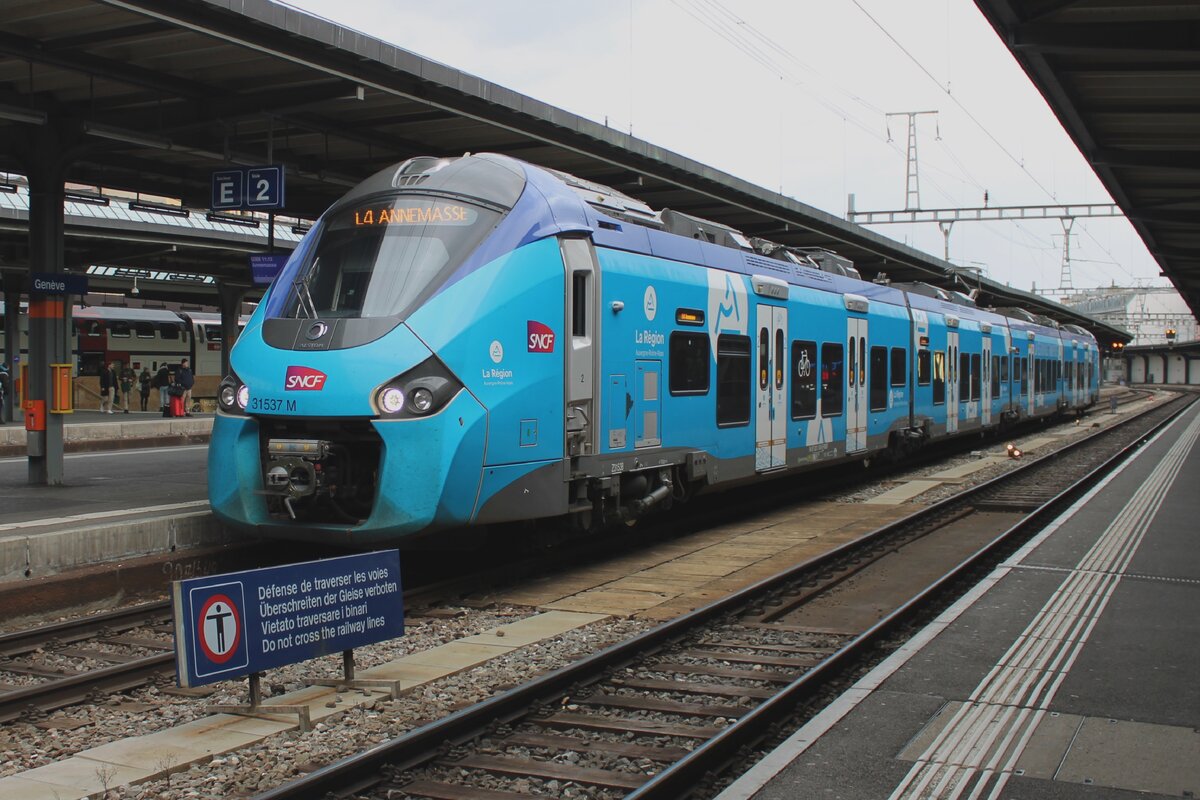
278 195 499 320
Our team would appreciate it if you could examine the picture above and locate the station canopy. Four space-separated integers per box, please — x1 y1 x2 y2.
0 0 1130 342
976 0 1200 322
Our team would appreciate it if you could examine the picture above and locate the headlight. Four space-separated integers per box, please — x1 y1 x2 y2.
374 357 462 419
411 387 433 413
380 387 405 414
218 374 248 415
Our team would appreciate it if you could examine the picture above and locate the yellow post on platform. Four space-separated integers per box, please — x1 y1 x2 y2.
50 363 73 414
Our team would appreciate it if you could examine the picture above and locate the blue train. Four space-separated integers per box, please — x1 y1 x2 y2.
208 154 1100 542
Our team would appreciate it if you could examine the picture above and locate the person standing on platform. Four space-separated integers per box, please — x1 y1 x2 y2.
138 367 151 412
177 357 195 417
119 365 133 414
154 362 171 417
99 361 116 414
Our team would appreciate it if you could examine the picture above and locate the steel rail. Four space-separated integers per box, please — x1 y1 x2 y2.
253 393 1194 800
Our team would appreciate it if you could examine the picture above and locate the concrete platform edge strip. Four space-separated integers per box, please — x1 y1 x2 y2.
713 405 1195 800
0 609 609 800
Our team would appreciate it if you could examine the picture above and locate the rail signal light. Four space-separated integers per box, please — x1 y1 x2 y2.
1110 341 1124 352
1165 328 1176 341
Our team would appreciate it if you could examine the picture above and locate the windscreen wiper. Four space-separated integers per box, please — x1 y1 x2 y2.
293 269 319 320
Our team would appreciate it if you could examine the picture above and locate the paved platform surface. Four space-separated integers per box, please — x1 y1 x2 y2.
720 398 1200 799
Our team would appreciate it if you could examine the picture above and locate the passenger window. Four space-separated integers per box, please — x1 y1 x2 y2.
775 329 784 390
821 342 844 416
917 350 931 386
135 322 155 339
870 346 888 411
1001 353 1009 383
791 340 817 419
991 355 1001 398
669 332 709 395
971 354 981 401
932 351 945 404
758 328 769 390
109 321 131 338
959 353 970 402
717 334 751 427
160 324 180 341
890 347 906 387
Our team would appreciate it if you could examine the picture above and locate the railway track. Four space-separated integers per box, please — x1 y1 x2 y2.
251 392 1194 800
0 389 1157 733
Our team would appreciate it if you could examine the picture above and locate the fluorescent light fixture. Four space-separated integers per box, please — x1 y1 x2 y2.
129 199 190 218
0 104 47 125
206 211 261 228
0 182 17 194
291 223 312 235
65 190 110 206
83 122 171 150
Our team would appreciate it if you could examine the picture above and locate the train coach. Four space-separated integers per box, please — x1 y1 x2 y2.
207 154 1100 542
1 303 236 377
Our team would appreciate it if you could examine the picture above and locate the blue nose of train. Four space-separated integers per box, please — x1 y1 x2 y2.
208 321 488 541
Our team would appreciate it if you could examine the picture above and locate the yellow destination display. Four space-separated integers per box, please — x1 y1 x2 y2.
353 203 475 226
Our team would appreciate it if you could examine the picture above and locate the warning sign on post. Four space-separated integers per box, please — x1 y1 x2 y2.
172 551 403 688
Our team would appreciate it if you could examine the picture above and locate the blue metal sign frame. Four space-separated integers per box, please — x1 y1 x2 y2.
211 165 285 210
172 550 403 688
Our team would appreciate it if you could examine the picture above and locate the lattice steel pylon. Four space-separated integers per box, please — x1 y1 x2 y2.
887 110 938 211
1058 217 1076 291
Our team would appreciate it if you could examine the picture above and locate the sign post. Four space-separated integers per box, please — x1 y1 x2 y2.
173 551 404 726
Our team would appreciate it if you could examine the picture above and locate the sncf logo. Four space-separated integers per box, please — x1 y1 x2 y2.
527 321 556 353
284 366 327 391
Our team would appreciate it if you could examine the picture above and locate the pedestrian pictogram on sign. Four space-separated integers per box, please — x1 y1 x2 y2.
197 594 241 664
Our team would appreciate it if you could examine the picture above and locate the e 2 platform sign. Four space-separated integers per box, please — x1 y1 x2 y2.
212 164 285 210
172 550 403 688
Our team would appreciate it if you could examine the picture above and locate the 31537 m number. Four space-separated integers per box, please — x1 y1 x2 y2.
249 397 296 413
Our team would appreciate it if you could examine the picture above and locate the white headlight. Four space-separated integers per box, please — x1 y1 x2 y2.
411 387 434 413
380 387 405 414
236 385 249 410
219 385 237 408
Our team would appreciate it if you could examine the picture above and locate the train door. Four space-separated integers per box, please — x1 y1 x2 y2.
1026 337 1035 411
562 237 598 457
754 305 787 471
846 316 868 453
946 328 959 434
982 333 992 426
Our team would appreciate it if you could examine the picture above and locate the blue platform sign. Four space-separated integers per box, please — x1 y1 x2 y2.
172 551 403 688
211 164 285 210
246 165 285 209
211 169 244 210
249 253 290 286
30 272 88 296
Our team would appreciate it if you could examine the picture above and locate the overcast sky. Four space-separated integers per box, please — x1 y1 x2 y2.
282 0 1165 296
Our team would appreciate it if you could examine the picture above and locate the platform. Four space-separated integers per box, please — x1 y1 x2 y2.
721 398 1200 799
0 409 212 457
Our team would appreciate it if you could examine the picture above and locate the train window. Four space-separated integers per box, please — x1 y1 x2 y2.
775 329 784 391
932 351 945 404
82 321 102 337
571 272 587 338
1020 358 1028 393
959 353 970 402
669 332 709 396
917 350 931 386
135 322 155 339
870 346 888 411
205 324 223 344
716 334 751 427
1001 353 1009 383
109 321 131 338
890 347 906 387
758 328 769 390
992 355 1001 398
820 342 844 416
971 354 981 401
847 337 856 388
276 195 501 321
791 340 817 419
160 324 181 340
